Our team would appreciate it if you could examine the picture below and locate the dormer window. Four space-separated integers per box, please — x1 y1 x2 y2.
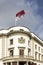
20 29 24 31
10 30 13 32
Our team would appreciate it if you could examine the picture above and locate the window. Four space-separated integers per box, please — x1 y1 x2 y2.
10 50 13 56
28 49 30 56
20 29 24 31
10 30 13 32
10 39 13 45
38 47 40 52
12 62 17 65
28 40 30 46
35 52 37 60
35 45 37 50
19 49 24 56
41 55 43 60
39 53 40 60
41 49 43 53
7 62 11 65
3 63 6 65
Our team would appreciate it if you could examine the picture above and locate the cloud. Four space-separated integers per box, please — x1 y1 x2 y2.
35 24 43 40
0 0 43 39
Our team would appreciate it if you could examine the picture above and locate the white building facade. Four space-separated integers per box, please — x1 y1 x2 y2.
0 26 43 65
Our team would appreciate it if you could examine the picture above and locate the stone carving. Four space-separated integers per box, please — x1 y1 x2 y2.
18 37 25 43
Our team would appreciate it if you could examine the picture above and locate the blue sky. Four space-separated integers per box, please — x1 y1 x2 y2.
0 0 43 40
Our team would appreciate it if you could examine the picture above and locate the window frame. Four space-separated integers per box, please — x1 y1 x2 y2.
19 48 24 56
10 39 13 45
35 44 37 50
10 49 13 56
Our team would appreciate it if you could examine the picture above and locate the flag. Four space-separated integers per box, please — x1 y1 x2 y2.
15 10 25 21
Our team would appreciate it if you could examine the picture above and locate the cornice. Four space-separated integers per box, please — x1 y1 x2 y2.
0 26 43 46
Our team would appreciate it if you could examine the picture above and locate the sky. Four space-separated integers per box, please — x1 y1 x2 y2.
0 0 43 40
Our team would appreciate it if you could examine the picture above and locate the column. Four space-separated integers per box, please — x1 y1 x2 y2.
37 53 39 60
11 62 12 65
40 54 41 61
2 36 6 57
26 62 28 65
6 63 7 65
17 61 19 65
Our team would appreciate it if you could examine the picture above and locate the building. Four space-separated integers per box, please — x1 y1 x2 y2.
0 26 43 65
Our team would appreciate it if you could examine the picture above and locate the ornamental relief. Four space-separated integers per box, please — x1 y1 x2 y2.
18 37 25 43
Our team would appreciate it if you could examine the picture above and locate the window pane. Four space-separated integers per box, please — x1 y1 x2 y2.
35 45 37 50
10 50 13 56
10 39 13 45
12 62 17 65
19 49 24 56
39 53 40 60
35 52 37 60
38 47 40 52
3 63 6 65
7 62 11 65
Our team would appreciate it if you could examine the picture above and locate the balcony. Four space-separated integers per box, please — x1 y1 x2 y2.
2 55 34 62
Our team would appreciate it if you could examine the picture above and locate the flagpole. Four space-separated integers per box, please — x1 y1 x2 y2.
15 17 18 26
15 17 20 26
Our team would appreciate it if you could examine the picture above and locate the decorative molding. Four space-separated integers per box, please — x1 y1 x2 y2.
8 47 14 50
18 37 25 43
18 47 25 49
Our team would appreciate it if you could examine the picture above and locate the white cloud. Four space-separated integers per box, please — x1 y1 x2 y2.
0 0 43 39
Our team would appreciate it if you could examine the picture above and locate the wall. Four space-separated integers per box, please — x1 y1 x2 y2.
6 33 31 57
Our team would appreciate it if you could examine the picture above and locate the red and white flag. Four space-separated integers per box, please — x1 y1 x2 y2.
15 10 25 21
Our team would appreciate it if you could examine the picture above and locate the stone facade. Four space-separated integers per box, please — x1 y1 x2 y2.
0 26 43 65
